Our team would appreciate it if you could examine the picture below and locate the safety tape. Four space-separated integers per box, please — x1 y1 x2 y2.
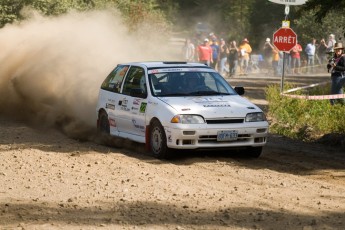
282 93 345 100
281 81 345 100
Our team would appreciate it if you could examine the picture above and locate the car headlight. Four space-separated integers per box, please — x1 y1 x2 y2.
245 112 266 122
171 115 205 124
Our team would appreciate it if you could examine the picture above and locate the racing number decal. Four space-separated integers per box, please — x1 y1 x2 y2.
140 102 147 113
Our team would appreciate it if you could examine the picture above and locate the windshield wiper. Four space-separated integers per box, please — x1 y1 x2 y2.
189 91 231 96
160 93 190 97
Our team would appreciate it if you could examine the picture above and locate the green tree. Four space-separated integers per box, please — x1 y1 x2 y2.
0 0 170 35
302 0 345 23
294 10 345 47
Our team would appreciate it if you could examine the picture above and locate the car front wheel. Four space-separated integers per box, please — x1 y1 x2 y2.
150 120 171 159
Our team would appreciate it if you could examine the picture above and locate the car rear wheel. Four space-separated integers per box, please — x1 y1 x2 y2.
244 146 263 158
98 111 110 134
150 120 171 159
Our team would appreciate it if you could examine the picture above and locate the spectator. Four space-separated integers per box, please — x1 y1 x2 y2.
197 38 213 66
326 34 336 54
239 38 252 75
317 38 328 65
209 32 217 42
210 38 220 69
327 42 345 105
290 41 302 74
272 45 280 76
218 38 229 76
182 38 195 62
305 38 316 73
263 38 274 72
228 40 239 77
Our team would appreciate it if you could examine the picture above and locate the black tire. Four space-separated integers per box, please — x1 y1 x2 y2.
244 146 263 158
98 111 110 134
150 119 171 159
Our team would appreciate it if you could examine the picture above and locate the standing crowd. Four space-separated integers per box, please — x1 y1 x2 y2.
182 32 339 77
182 32 345 105
182 33 253 77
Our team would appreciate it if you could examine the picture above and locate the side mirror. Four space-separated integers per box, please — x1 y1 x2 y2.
234 86 245 95
130 88 147 98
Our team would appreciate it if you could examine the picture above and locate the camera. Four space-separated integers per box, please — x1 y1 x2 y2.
327 58 335 73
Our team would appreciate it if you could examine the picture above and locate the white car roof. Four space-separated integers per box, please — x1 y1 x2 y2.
119 61 210 69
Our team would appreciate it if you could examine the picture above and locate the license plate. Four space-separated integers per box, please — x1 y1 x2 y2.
217 130 238 141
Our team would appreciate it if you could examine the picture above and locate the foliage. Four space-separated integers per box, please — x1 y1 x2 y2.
1 0 345 51
266 84 345 141
0 0 26 26
301 0 345 23
115 0 170 34
294 9 345 45
0 0 170 36
248 0 298 51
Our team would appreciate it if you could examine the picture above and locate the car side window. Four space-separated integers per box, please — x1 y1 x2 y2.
101 65 129 92
122 66 146 97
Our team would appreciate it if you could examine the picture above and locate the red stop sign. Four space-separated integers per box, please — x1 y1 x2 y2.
273 27 297 52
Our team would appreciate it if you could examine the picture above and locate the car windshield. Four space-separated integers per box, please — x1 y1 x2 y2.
148 71 237 97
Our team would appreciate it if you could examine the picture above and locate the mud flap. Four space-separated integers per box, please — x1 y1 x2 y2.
145 125 150 152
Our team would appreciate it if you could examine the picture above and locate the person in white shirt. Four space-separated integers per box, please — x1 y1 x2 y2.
182 38 195 62
326 34 336 53
305 38 316 73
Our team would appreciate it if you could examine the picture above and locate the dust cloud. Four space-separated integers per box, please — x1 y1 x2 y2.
0 9 179 140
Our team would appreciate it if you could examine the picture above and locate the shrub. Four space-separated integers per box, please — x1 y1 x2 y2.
266 83 345 142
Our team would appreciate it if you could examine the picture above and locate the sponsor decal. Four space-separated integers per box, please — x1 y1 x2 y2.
120 107 130 111
132 119 145 130
140 102 147 113
120 98 130 111
106 103 115 110
133 98 141 105
148 101 158 106
182 108 191 111
148 68 215 74
150 69 159 74
203 104 231 107
132 107 139 111
192 97 227 103
168 135 172 142
109 118 116 127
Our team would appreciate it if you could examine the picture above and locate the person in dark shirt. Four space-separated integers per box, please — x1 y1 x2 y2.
327 42 345 105
228 40 239 77
317 38 328 65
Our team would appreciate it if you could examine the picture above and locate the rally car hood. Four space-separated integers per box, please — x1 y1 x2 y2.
159 95 261 118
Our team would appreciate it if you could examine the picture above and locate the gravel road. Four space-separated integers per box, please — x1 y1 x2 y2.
1 72 344 230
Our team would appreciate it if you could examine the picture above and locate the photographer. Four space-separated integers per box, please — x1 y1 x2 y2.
327 42 345 105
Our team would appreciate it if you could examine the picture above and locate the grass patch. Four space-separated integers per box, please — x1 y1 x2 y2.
266 83 345 142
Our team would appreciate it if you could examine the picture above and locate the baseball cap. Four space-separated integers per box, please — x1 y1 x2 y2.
204 38 209 42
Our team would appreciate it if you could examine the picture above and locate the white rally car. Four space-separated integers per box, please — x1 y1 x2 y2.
96 62 268 158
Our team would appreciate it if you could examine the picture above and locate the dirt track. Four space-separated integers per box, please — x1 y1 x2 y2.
1 72 345 230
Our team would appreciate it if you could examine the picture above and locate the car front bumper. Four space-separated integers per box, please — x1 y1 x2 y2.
164 123 268 149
